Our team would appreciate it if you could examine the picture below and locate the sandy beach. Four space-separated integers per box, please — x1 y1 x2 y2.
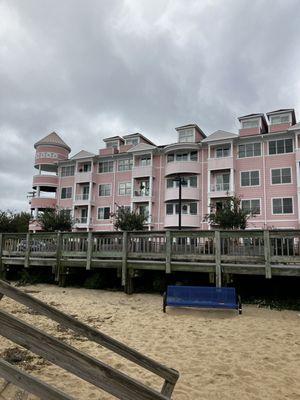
0 284 299 400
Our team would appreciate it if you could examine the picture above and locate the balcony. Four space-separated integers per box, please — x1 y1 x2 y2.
208 183 233 198
164 214 200 228
132 165 154 178
165 187 200 201
74 217 93 228
74 194 95 206
30 197 57 209
32 174 58 190
75 172 95 183
207 156 234 171
165 161 199 176
132 189 152 203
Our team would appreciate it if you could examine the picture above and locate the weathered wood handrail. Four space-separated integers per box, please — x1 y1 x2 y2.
0 280 179 397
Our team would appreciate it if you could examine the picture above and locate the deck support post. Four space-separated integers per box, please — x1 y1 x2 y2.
215 230 222 288
55 232 62 282
122 231 128 287
0 234 3 279
24 233 30 269
125 268 134 295
86 232 93 270
264 230 272 279
165 231 171 274
209 272 215 284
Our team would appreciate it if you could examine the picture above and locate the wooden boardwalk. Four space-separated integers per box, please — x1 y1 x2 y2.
0 230 300 291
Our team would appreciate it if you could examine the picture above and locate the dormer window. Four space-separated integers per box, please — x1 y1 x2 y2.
178 128 194 143
270 114 290 125
125 138 139 145
241 119 259 129
106 141 119 149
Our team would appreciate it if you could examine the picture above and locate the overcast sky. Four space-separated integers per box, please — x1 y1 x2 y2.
1 0 300 211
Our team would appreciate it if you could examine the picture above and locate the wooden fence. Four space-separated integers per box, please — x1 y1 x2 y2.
0 280 179 399
1 230 300 291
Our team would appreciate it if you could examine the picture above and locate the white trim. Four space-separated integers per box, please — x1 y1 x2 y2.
270 167 293 185
240 169 261 187
267 137 294 155
241 198 261 216
118 181 132 196
96 206 111 220
271 197 294 215
98 160 114 174
237 141 262 159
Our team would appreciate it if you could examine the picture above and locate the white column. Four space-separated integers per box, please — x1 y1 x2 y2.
230 168 234 193
296 162 300 224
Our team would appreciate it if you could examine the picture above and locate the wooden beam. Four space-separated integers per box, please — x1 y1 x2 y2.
24 233 30 269
0 280 179 386
215 230 222 287
86 232 93 270
165 231 171 274
0 310 170 400
0 233 3 279
0 358 75 400
55 232 62 282
122 231 128 286
264 230 272 279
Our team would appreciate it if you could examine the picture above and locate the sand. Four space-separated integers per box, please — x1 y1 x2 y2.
0 284 299 400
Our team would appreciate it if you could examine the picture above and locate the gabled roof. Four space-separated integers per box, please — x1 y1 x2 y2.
34 132 71 151
70 150 95 160
103 136 124 143
175 124 206 138
123 132 156 146
202 130 238 143
127 143 157 153
238 113 264 121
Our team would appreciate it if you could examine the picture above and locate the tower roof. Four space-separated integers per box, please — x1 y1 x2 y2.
34 132 71 152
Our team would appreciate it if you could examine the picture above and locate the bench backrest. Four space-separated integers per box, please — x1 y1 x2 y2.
167 286 237 304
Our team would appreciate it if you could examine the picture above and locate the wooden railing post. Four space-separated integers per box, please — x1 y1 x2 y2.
86 232 93 270
55 232 62 282
215 230 222 287
165 231 171 274
264 230 272 279
122 231 128 287
24 233 30 268
0 233 3 279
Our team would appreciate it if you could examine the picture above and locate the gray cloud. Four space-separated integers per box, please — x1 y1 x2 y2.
0 0 300 210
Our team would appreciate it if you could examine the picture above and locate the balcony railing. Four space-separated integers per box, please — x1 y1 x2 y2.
210 183 230 192
134 189 150 197
75 194 89 201
74 217 93 224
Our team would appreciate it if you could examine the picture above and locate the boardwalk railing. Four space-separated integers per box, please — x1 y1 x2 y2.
1 230 300 290
0 280 179 399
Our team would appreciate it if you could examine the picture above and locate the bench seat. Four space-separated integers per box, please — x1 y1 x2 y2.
163 286 242 314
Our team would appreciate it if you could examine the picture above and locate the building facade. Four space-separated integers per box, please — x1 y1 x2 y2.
29 108 300 231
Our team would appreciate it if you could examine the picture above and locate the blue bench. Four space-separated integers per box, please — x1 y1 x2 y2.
163 286 242 314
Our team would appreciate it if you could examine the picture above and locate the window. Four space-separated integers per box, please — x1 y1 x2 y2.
241 171 260 186
79 163 91 172
166 202 197 215
99 161 113 173
241 119 259 129
270 114 290 125
118 182 131 196
99 184 111 196
269 139 293 155
238 143 261 158
190 151 198 161
98 207 111 220
167 154 174 163
271 168 291 184
166 176 197 188
241 199 260 215
106 141 118 149
126 138 139 145
178 128 194 143
62 209 72 217
140 156 151 166
189 176 197 187
61 166 75 177
118 158 133 171
176 153 188 161
215 145 230 158
272 198 293 214
167 151 197 162
215 174 230 191
61 187 72 199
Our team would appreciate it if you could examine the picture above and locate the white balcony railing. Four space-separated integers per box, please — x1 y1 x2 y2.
74 217 93 224
210 183 230 192
75 193 89 201
134 189 151 197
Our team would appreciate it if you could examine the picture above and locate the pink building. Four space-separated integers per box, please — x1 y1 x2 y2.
30 108 300 231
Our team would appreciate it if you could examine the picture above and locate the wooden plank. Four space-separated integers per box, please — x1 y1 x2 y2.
215 230 222 287
161 381 176 398
165 231 171 274
55 232 62 282
264 230 272 279
24 233 30 268
122 231 128 286
0 358 75 400
0 310 170 400
0 280 179 385
0 233 3 278
86 232 93 270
